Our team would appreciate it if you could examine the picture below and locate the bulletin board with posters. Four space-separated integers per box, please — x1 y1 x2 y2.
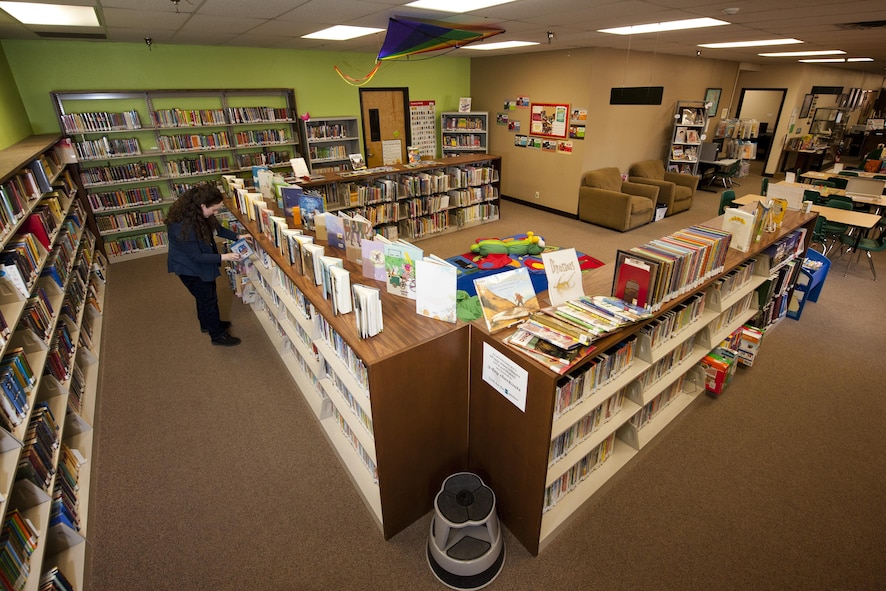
529 102 570 139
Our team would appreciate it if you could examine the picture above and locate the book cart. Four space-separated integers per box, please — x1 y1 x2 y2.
467 207 817 555
221 195 471 540
299 154 501 242
50 89 304 263
0 134 108 590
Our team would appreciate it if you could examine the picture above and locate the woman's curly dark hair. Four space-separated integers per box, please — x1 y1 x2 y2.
165 184 224 243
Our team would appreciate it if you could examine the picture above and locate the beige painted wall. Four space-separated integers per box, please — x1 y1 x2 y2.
471 48 740 214
472 48 883 214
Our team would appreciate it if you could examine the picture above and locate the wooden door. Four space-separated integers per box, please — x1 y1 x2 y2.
359 88 410 167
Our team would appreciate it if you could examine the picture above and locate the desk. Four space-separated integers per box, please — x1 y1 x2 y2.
800 169 883 183
698 158 740 192
732 194 880 228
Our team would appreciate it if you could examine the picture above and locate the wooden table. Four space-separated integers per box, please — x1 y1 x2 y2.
800 169 883 183
733 193 881 228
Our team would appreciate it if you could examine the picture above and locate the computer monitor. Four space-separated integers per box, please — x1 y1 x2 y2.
699 142 719 162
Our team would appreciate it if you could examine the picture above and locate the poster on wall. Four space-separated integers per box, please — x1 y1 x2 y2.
530 102 569 138
408 100 437 159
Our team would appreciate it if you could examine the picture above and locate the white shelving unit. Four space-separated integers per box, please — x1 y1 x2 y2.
441 112 488 156
302 116 361 174
0 134 107 591
668 100 709 175
50 89 303 263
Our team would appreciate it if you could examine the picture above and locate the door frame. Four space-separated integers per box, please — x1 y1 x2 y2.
358 87 412 164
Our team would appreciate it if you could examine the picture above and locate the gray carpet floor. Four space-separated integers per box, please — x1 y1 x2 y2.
87 162 886 590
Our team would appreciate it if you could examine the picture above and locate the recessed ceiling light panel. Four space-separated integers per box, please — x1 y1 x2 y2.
302 25 384 40
598 17 729 35
760 50 846 57
799 58 846 63
463 41 539 50
0 2 99 26
405 0 517 13
699 39 802 49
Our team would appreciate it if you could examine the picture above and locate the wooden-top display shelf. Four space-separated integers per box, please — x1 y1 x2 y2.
297 153 500 191
468 208 817 555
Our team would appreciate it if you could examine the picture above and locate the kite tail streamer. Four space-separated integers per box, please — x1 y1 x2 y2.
334 61 382 87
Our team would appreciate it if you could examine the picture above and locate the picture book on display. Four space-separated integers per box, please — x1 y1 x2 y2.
415 255 458 323
612 251 657 308
361 236 390 281
722 207 755 252
349 153 367 171
330 265 352 315
230 237 254 260
318 255 343 301
474 266 540 333
384 240 423 299
341 212 374 264
301 242 324 285
298 192 325 231
541 247 584 307
290 234 313 274
352 284 383 338
325 213 346 250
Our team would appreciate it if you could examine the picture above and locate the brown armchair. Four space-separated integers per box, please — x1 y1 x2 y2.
628 160 698 216
578 167 659 232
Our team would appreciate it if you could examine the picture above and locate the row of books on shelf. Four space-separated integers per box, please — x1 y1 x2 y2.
673 127 700 144
87 186 163 212
0 508 39 590
104 230 168 258
0 347 36 431
17 401 61 492
611 225 733 311
670 145 697 162
150 106 291 128
715 118 760 140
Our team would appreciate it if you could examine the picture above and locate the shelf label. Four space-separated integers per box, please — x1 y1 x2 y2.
482 342 528 412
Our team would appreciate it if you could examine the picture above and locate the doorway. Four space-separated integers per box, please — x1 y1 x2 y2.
736 88 786 161
359 88 411 167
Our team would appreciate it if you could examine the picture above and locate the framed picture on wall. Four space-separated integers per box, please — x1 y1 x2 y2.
799 93 814 119
704 88 721 117
529 102 570 138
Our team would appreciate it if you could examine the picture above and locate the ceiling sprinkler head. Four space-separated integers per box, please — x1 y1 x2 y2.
722 7 740 15
547 31 554 44
144 37 153 48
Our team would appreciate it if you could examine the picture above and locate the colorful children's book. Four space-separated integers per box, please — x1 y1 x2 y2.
298 191 325 232
473 267 540 333
361 236 389 281
384 240 423 299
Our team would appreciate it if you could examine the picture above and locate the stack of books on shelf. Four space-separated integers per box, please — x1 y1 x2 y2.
504 293 652 375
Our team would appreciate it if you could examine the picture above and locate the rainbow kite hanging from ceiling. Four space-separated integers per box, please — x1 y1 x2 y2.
335 17 505 86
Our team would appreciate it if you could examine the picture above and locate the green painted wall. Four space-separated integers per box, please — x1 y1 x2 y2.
0 40 470 139
0 43 32 150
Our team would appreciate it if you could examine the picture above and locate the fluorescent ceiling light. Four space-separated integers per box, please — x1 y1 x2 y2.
463 41 539 50
404 0 517 12
698 38 802 49
847 57 874 62
302 25 384 40
799 58 846 63
598 17 729 35
759 50 846 57
0 1 99 26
